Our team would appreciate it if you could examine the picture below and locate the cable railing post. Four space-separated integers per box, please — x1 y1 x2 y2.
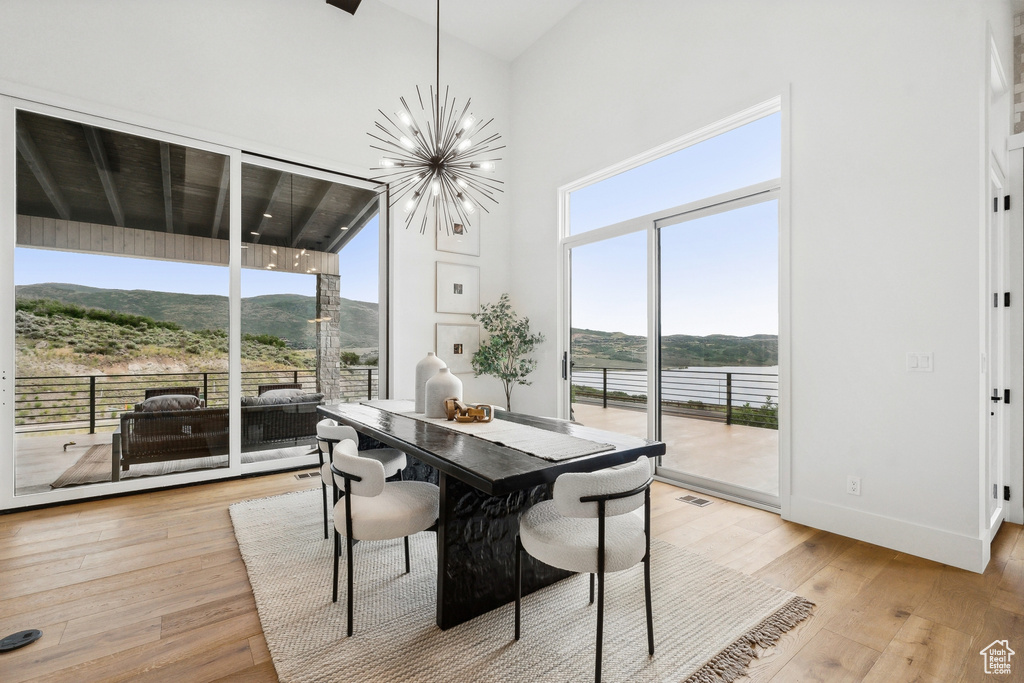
89 375 97 434
725 372 733 425
367 367 373 399
603 368 608 409
203 372 209 404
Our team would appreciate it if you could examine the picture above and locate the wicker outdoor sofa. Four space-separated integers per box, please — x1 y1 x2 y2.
111 384 323 481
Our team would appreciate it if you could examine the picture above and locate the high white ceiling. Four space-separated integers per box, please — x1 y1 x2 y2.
374 0 586 62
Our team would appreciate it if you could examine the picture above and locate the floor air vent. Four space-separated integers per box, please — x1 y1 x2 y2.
295 472 318 480
677 495 712 508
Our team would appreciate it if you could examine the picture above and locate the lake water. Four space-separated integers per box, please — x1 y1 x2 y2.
572 365 778 408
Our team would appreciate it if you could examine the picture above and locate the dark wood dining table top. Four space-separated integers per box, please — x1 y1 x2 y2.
317 402 666 496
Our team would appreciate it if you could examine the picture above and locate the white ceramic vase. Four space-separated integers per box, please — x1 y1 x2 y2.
424 367 462 418
414 352 447 413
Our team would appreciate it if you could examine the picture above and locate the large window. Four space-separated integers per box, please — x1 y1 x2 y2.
2 101 387 507
563 101 782 507
13 110 232 495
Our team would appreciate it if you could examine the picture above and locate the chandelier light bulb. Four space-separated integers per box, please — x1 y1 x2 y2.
379 158 396 168
456 178 468 188
457 138 472 152
479 161 495 172
397 111 413 127
461 114 475 130
431 180 440 196
400 136 415 150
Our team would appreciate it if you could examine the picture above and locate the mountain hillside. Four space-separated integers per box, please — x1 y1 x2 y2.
572 328 777 368
15 283 378 349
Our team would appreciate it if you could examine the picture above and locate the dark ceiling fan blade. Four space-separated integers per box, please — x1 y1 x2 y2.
326 0 362 14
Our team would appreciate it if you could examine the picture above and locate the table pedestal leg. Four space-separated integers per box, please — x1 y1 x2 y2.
435 473 572 630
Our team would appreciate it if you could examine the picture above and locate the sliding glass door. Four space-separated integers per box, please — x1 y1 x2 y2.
657 199 779 503
561 102 782 508
0 97 388 509
11 108 235 497
568 231 648 440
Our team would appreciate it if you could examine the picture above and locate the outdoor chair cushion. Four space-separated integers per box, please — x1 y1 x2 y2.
134 394 204 412
241 392 324 407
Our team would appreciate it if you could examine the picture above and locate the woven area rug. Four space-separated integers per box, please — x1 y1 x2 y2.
51 444 315 488
230 489 813 682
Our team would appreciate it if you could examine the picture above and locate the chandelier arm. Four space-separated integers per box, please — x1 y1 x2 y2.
451 173 505 193
437 173 475 227
398 98 431 149
456 178 502 201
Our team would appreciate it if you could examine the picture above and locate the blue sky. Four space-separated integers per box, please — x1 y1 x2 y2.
15 214 381 303
570 112 780 337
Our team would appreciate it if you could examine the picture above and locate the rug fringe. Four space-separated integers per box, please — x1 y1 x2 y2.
683 596 815 683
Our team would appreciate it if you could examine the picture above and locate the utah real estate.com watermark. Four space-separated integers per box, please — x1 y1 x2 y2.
980 640 1015 675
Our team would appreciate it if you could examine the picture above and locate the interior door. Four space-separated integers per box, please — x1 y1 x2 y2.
987 164 1006 531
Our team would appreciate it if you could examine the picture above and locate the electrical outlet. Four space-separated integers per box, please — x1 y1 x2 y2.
846 476 861 496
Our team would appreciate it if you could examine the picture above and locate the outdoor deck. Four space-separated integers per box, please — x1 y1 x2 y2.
14 431 313 497
572 402 779 496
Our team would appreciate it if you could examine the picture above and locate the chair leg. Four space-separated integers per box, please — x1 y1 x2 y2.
644 553 654 655
404 536 411 574
595 569 605 683
346 534 355 637
332 529 340 603
321 482 329 540
589 573 594 605
514 534 522 641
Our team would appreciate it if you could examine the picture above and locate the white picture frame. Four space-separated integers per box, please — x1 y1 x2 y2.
436 216 480 256
436 262 480 314
436 323 480 374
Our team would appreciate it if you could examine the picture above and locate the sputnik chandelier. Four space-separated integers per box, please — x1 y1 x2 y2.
369 0 503 234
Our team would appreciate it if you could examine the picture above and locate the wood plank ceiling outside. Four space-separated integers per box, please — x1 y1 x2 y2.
14 110 379 254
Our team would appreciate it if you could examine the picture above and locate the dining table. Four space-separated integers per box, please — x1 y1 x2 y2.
317 400 666 630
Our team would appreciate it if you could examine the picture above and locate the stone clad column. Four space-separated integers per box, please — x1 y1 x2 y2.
316 273 341 401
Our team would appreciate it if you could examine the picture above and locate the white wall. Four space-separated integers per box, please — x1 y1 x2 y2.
0 0 513 406
509 0 1013 571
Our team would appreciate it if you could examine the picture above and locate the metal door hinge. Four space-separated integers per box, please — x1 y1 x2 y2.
1005 292 1011 307
1004 195 1011 211
1005 389 1011 404
1004 485 1011 502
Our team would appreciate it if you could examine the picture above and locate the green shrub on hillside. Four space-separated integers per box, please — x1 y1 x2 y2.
16 298 181 331
243 333 287 349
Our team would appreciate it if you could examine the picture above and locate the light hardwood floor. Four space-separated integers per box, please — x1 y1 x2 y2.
0 473 1021 682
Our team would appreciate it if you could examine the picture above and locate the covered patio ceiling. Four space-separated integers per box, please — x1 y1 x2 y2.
15 110 380 254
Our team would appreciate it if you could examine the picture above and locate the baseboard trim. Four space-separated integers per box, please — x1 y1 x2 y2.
786 496 987 573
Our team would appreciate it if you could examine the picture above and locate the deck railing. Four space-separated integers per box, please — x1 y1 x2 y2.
571 366 778 429
15 367 378 433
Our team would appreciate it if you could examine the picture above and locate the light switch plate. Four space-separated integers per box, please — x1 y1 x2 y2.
907 352 933 372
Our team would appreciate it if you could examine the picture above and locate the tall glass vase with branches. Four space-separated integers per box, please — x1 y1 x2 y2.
471 293 544 412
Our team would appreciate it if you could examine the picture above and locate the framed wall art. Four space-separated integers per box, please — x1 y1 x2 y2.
436 216 480 256
436 323 480 374
436 261 480 314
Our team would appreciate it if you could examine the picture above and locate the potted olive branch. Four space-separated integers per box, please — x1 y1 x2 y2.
471 293 544 412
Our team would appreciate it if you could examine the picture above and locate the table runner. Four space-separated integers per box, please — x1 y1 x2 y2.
361 399 614 462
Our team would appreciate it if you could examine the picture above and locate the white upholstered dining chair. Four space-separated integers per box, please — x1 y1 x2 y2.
328 440 439 636
514 456 654 683
317 418 407 539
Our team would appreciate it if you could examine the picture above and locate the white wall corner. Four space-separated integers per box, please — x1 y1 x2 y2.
787 495 988 573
